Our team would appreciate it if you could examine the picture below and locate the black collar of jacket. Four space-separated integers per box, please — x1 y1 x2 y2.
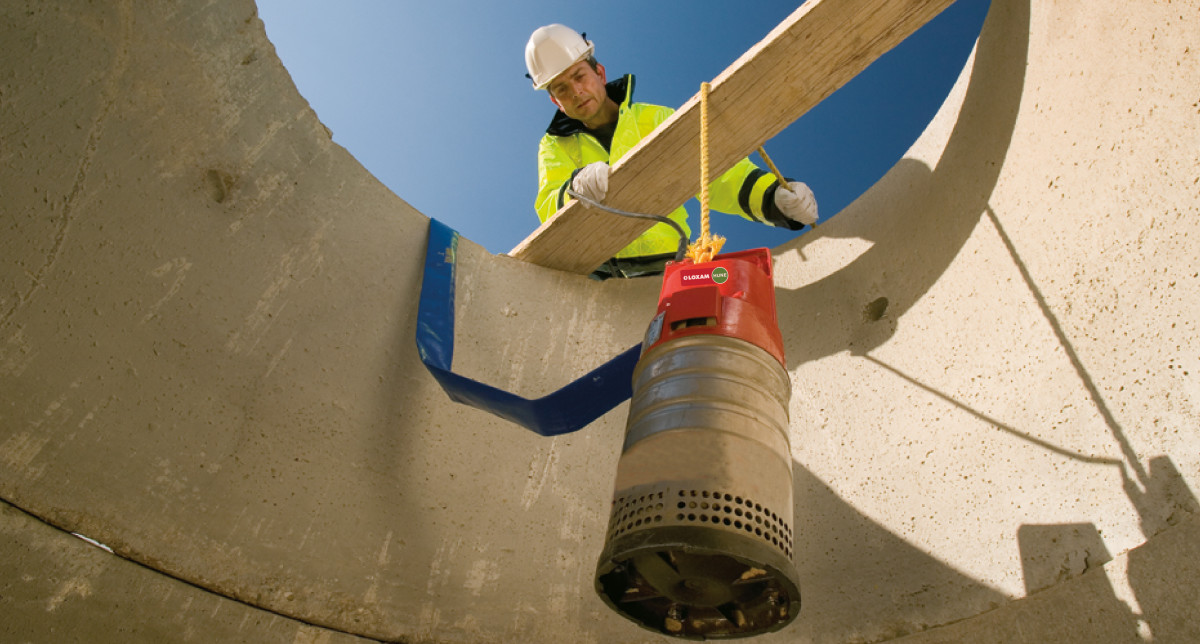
545 74 635 137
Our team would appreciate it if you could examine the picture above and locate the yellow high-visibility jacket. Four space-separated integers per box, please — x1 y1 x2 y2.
535 74 799 259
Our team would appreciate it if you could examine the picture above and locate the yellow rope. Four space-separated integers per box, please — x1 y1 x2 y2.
756 145 789 187
686 82 725 264
683 84 805 264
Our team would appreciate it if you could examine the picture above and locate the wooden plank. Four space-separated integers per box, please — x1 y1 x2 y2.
508 0 959 274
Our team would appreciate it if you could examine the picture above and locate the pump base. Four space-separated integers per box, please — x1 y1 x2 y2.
596 526 800 639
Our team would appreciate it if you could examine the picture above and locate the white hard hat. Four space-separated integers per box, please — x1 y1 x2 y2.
525 24 594 90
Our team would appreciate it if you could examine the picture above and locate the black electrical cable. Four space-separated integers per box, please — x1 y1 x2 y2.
567 188 689 262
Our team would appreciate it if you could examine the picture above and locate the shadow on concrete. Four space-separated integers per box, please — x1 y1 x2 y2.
787 461 1008 642
1013 456 1198 643
775 3 1031 637
1120 456 1200 642
772 0 1188 638
968 200 1197 638
774 0 1027 370
805 192 1200 638
993 189 1200 638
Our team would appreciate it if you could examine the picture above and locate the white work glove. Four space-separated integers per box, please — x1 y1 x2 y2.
774 181 819 226
571 162 609 203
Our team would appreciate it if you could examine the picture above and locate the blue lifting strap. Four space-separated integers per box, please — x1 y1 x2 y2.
416 218 641 436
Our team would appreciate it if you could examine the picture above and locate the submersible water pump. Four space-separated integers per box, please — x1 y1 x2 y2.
594 248 801 639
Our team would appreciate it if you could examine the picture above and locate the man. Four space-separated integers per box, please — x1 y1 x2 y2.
525 24 819 279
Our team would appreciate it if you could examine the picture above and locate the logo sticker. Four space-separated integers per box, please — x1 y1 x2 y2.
680 266 731 285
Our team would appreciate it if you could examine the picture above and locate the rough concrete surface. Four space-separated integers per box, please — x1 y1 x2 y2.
1 0 1197 642
0 500 375 644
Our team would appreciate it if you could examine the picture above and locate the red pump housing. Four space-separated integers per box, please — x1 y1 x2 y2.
641 247 785 366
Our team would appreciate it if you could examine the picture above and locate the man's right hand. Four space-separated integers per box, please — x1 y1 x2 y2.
571 162 610 203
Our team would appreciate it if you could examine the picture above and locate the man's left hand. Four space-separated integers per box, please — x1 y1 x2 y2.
774 181 818 226
571 162 610 203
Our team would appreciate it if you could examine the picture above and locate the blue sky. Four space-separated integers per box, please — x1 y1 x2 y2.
257 0 991 255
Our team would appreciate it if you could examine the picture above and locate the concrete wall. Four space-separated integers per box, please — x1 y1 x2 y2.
1 0 1196 642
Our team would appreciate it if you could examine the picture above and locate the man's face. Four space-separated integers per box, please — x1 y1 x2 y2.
548 59 608 122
